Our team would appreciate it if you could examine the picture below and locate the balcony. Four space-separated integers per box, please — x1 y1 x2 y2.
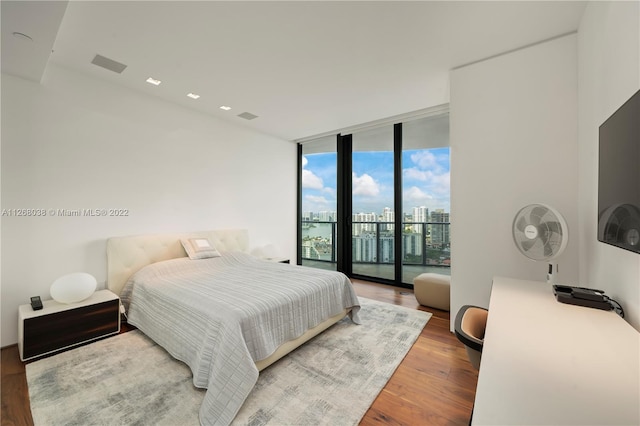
301 220 450 285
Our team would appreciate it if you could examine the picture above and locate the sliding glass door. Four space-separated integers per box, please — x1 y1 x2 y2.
299 136 338 270
351 126 396 281
298 112 450 287
400 116 451 284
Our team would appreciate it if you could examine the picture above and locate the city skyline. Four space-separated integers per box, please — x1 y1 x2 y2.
302 206 450 223
302 147 450 215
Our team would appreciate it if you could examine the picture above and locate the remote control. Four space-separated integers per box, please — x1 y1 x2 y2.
30 296 43 311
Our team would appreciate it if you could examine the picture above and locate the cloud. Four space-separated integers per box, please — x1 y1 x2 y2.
305 195 330 204
403 167 450 209
352 173 380 197
403 167 434 181
322 187 336 197
430 172 450 195
404 186 433 203
302 169 324 190
410 151 437 169
403 157 450 197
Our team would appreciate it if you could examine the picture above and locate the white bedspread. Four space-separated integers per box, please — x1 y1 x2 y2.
121 252 360 425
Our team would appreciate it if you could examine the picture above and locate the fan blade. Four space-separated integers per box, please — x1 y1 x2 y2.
521 240 536 252
515 216 528 232
544 243 554 258
545 221 563 235
537 228 549 245
529 206 547 225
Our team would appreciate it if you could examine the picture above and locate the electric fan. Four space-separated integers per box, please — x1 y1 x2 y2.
512 203 568 283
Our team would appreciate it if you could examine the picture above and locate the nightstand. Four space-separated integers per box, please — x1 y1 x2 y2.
18 289 121 361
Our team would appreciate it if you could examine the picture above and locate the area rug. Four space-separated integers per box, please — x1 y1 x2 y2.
26 297 431 426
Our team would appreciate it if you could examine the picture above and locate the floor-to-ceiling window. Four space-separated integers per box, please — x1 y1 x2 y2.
400 116 451 284
351 125 395 281
299 136 337 270
298 110 450 287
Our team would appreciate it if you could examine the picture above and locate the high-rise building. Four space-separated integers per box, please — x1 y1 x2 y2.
318 211 336 222
353 212 376 235
352 232 376 262
301 241 320 259
412 206 429 233
382 207 394 231
403 232 423 257
379 234 394 263
430 210 450 248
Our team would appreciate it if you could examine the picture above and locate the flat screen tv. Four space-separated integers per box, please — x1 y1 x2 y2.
598 89 640 254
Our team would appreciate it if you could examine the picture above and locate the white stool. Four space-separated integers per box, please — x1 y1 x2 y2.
413 273 451 311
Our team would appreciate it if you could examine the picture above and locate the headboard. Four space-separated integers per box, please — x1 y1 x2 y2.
106 229 249 296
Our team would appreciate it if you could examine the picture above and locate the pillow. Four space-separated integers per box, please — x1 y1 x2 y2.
180 237 221 260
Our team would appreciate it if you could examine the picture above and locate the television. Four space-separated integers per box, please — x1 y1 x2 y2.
598 88 640 254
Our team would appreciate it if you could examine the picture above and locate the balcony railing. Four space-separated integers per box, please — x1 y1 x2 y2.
301 220 450 269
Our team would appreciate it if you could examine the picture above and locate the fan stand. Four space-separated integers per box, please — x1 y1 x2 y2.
546 263 559 284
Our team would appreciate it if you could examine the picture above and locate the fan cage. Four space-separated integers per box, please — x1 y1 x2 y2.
512 204 568 261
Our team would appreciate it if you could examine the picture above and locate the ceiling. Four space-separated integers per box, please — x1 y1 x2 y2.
2 1 587 141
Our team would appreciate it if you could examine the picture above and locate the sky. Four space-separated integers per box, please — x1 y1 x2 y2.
302 147 450 216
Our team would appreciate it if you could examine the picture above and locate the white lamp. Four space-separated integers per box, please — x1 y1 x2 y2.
262 244 278 258
50 272 97 304
250 244 279 259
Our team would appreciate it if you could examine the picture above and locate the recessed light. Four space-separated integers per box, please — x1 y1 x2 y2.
146 77 161 86
220 106 232 111
187 93 200 99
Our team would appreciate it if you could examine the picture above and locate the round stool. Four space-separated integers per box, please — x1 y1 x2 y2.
413 273 451 311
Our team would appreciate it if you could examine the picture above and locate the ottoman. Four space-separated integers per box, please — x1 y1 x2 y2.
413 273 451 311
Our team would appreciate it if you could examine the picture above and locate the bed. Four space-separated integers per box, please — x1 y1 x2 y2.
106 229 361 426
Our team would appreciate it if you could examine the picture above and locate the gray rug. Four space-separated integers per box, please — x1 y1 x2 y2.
27 297 431 425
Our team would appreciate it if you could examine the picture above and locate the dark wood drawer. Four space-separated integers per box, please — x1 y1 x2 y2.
19 290 121 361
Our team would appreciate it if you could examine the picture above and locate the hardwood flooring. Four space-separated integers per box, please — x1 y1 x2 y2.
1 280 477 425
352 280 478 425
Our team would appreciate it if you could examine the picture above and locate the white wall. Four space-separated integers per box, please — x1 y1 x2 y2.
450 35 579 324
578 1 640 330
1 64 297 346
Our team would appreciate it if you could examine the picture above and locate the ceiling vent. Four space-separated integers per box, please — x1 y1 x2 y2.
91 54 127 74
238 112 258 120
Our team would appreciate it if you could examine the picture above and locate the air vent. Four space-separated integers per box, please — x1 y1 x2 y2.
91 54 127 74
238 112 258 120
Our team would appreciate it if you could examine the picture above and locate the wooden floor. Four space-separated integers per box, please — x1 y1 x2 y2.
1 280 477 425
352 280 478 425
